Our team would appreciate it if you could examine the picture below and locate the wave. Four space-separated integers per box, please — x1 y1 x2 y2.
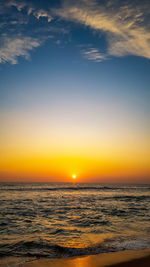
0 186 111 191
0 185 149 192
1 236 150 258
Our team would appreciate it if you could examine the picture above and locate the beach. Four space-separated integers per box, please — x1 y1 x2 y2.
1 249 150 267
20 249 150 267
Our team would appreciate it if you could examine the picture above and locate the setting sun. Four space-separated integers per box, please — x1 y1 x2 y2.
72 174 76 179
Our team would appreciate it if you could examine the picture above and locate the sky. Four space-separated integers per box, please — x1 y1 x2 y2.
0 0 150 183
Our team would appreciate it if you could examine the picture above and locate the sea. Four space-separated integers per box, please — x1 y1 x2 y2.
0 183 150 265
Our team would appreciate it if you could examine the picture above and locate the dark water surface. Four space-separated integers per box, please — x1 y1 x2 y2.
0 183 150 259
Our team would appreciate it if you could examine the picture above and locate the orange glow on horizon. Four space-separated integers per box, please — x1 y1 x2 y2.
0 153 150 183
0 107 150 183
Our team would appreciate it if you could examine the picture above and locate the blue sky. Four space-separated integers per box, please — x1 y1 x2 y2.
0 0 150 181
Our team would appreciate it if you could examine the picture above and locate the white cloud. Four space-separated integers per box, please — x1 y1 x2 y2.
82 48 105 62
0 35 41 64
6 0 52 22
54 0 150 60
33 10 52 22
6 0 26 11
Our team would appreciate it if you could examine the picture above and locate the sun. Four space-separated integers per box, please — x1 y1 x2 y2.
72 174 76 179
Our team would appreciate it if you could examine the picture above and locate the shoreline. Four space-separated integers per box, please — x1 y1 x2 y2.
1 248 150 267
22 249 150 267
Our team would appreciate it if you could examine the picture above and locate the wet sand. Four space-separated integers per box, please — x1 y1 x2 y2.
110 255 150 267
21 249 150 267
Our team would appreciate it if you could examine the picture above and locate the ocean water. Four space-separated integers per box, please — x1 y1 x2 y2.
0 183 150 261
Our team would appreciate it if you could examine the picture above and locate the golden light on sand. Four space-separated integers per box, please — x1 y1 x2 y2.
72 174 76 179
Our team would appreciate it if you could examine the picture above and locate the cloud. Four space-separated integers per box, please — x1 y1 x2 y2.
5 0 52 22
33 10 52 22
0 1 54 64
1 0 149 64
6 0 26 11
54 0 150 59
82 48 106 62
0 35 41 64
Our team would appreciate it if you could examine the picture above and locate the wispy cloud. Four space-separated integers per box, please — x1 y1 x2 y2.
0 35 41 64
1 0 150 64
54 0 150 60
0 0 54 64
6 0 26 11
82 48 106 62
7 0 53 22
32 10 52 22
